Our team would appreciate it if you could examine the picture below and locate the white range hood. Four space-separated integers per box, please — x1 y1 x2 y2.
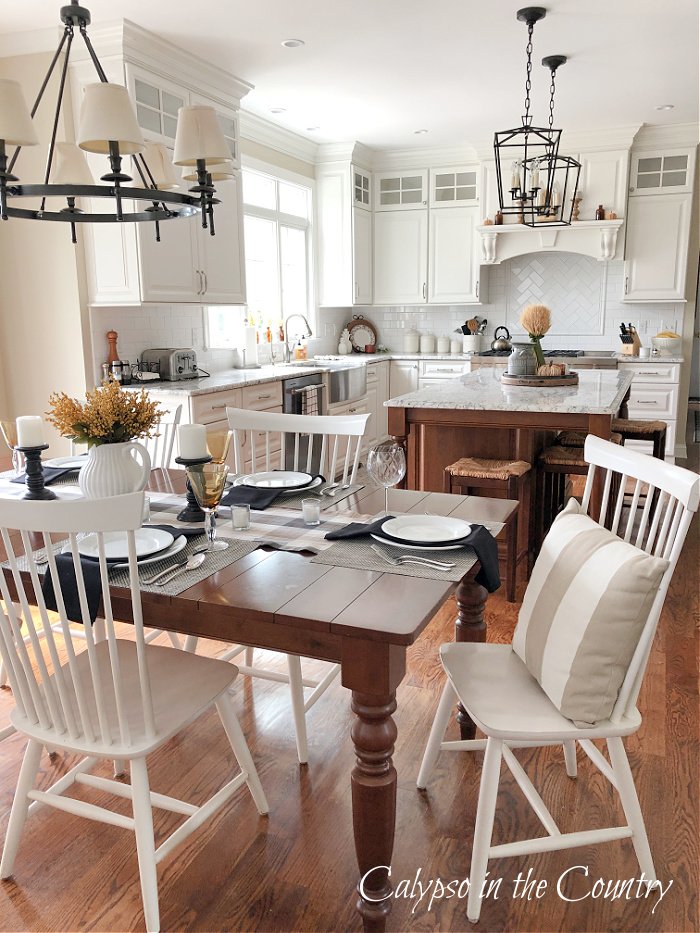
477 219 624 264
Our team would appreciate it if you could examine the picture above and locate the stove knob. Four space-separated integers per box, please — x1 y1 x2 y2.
178 365 183 373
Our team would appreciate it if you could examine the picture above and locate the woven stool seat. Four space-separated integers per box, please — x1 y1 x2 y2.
612 418 667 436
555 431 587 448
445 457 531 481
540 433 622 467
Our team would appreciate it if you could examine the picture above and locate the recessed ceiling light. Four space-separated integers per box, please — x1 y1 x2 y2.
306 126 320 132
414 129 428 135
269 107 286 114
655 104 675 111
281 38 305 48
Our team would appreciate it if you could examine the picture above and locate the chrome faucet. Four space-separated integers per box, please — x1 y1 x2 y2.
284 314 313 362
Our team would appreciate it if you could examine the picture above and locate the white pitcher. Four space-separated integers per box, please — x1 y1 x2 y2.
79 441 151 499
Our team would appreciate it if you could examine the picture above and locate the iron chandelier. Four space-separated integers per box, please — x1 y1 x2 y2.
0 2 233 244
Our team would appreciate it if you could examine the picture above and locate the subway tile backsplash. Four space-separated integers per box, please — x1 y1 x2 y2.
317 255 683 354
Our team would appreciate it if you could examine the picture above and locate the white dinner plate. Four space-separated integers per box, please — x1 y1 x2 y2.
370 533 466 552
43 456 88 470
380 515 471 544
229 474 323 496
66 534 187 567
77 528 174 560
236 471 315 490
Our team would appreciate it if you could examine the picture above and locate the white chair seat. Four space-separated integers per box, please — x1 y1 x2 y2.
440 642 641 741
12 641 237 758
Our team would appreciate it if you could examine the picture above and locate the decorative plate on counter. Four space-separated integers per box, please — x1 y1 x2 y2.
346 315 377 352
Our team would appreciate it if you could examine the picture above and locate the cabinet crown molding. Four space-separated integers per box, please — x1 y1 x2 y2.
316 142 375 169
239 110 319 165
68 19 253 106
632 122 700 150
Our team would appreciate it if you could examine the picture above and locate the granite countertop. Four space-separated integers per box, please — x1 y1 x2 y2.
385 368 634 415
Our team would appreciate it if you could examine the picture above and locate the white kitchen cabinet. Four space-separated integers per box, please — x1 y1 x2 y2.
430 167 478 207
365 379 379 449
365 360 390 448
623 193 691 301
618 361 681 461
316 162 373 306
629 149 694 196
389 360 419 397
374 211 428 304
428 205 480 303
579 149 629 218
374 170 428 211
327 396 370 464
73 48 249 307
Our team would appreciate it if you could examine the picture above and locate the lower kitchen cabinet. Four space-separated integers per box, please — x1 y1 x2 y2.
389 360 419 397
618 361 681 461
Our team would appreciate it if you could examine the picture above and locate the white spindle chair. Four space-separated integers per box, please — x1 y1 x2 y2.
0 493 268 933
183 407 370 765
417 436 699 924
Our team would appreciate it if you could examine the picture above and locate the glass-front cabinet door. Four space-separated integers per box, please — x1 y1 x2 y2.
429 167 478 207
353 167 371 210
126 65 187 144
629 150 693 196
374 170 428 210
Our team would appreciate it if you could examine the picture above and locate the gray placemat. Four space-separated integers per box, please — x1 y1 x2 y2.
279 482 364 510
310 537 477 581
4 536 260 598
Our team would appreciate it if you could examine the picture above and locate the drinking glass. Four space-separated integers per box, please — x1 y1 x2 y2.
207 429 233 464
186 463 230 552
366 440 407 514
0 421 24 476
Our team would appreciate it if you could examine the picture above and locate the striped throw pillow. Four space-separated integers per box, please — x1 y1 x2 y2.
512 498 668 726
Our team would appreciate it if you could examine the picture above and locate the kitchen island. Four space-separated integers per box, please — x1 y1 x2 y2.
386 367 634 559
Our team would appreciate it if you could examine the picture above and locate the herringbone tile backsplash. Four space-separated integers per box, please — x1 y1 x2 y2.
504 253 604 335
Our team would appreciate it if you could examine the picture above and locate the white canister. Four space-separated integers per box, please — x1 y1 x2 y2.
403 330 420 353
462 334 482 354
420 334 436 354
450 338 462 355
436 336 450 354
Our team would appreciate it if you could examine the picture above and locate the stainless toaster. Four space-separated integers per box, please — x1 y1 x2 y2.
140 348 199 381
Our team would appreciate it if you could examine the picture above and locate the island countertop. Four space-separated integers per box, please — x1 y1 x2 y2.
386 368 633 416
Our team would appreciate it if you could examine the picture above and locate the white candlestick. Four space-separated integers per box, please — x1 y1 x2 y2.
178 423 208 460
16 416 45 448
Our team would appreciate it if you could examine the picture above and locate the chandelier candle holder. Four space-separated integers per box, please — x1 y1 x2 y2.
174 455 212 522
0 1 232 244
15 445 57 501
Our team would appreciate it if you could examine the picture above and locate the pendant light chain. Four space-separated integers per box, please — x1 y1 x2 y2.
548 65 556 134
523 20 535 123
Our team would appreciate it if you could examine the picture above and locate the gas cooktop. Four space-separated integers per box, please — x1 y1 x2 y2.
477 349 583 358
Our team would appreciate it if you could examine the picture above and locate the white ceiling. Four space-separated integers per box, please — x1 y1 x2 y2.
3 0 698 150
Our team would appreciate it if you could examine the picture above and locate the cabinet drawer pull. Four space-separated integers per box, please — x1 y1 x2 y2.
475 280 479 299
256 393 273 400
635 400 658 406
639 370 662 375
211 403 227 410
422 282 427 300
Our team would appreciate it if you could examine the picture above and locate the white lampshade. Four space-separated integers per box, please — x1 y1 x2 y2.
181 160 234 182
51 142 94 185
0 79 39 146
173 105 230 167
140 142 179 189
77 83 145 155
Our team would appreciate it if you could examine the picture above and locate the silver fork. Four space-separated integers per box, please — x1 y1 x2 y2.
370 544 455 570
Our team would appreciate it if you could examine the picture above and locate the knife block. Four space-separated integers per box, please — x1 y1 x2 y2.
620 329 642 356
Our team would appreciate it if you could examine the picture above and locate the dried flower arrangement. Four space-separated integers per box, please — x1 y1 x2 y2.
47 380 163 447
519 303 552 368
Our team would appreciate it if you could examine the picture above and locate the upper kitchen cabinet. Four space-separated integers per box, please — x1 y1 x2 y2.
69 25 251 306
316 161 373 306
578 149 629 218
374 209 428 303
428 205 480 303
374 170 428 210
623 146 696 301
429 167 478 208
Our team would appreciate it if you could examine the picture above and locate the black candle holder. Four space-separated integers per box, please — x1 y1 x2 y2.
15 444 57 501
174 454 212 522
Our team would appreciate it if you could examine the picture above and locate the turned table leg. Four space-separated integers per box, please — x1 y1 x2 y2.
454 563 488 740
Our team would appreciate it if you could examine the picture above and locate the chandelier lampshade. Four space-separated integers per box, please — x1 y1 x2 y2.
173 106 231 167
77 83 145 155
181 161 235 183
51 142 94 186
0 79 39 147
141 142 180 190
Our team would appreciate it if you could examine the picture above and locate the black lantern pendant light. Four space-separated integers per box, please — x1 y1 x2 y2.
493 7 561 222
0 2 231 244
520 55 581 226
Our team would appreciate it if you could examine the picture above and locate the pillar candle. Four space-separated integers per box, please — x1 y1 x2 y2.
178 423 208 460
16 416 45 448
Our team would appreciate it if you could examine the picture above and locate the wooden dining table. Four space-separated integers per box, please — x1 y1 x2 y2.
0 468 513 932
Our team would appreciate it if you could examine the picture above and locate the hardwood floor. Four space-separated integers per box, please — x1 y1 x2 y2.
0 438 697 932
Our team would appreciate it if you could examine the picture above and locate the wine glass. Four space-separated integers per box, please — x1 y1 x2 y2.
207 429 232 465
186 463 230 552
0 421 24 476
366 440 406 514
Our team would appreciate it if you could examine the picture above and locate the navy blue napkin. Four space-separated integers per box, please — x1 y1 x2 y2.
42 553 108 625
11 466 79 486
146 523 204 539
326 517 501 593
